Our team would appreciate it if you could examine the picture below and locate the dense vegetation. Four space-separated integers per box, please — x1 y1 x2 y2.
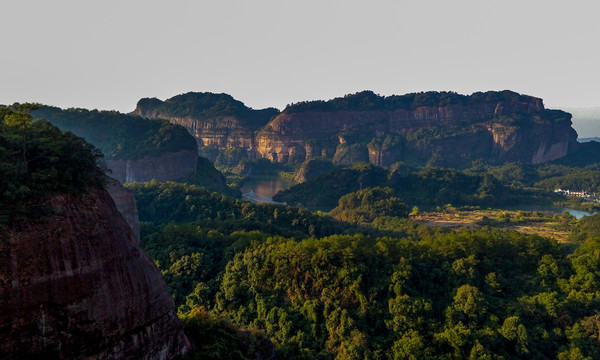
0 104 104 227
179 156 240 198
329 187 409 224
536 170 600 194
214 231 600 359
128 181 357 240
274 163 546 211
7 93 600 359
130 175 600 359
283 90 544 114
136 92 279 129
33 105 197 159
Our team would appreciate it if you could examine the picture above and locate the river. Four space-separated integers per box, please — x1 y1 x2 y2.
240 176 296 199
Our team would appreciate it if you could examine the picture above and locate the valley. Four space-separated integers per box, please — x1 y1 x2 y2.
2 90 600 360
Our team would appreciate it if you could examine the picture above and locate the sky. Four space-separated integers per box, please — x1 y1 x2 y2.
1 0 599 115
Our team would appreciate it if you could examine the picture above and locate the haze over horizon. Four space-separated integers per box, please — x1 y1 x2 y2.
1 0 599 114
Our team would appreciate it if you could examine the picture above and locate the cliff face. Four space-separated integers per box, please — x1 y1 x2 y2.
132 92 279 153
160 115 255 148
106 149 198 183
0 187 189 359
254 96 574 167
133 91 576 168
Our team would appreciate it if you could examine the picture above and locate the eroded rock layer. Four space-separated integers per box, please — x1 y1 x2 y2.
255 97 575 167
0 187 189 359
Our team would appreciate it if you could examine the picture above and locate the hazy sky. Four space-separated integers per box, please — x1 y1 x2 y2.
1 0 598 113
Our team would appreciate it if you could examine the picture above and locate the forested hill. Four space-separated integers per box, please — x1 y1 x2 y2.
32 105 209 184
129 89 580 168
33 105 197 160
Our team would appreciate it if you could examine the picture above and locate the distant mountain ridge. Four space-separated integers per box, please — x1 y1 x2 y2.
135 90 577 168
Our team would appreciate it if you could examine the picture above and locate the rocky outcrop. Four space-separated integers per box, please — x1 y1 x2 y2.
0 187 189 359
106 149 197 183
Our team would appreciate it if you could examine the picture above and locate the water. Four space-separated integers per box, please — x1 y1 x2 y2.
562 208 597 219
240 176 296 198
498 204 596 219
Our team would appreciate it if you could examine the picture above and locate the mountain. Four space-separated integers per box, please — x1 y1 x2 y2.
132 92 279 152
257 91 575 167
0 107 189 359
135 90 577 169
33 106 199 183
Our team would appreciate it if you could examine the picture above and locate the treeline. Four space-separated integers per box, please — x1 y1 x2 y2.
0 104 104 227
283 90 542 114
33 105 197 159
536 170 600 194
473 162 600 196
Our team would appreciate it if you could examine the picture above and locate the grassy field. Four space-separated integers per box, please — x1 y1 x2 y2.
412 208 574 242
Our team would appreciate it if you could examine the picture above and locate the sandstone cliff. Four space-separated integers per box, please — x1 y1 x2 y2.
254 91 575 167
134 90 576 169
0 187 189 359
132 92 278 152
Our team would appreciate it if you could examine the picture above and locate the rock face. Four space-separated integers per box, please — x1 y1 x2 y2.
0 187 189 359
135 90 577 168
106 149 198 183
132 92 278 154
255 95 575 167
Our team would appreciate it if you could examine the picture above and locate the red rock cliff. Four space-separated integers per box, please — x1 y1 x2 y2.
133 90 577 168
255 96 574 166
0 187 189 359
